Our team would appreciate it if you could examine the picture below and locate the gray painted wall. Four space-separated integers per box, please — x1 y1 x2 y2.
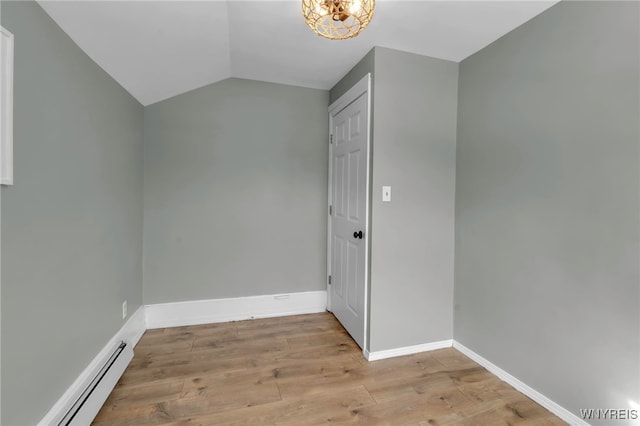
369 48 457 352
455 1 639 422
329 48 375 105
143 78 329 303
0 2 144 425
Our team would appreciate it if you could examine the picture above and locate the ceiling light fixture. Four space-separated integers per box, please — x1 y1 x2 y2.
302 0 375 40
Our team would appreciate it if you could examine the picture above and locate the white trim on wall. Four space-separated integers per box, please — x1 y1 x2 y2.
1 26 14 185
452 340 588 426
145 290 327 329
364 339 453 361
38 306 146 426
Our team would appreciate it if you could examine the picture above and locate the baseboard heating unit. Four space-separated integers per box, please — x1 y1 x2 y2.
57 341 133 426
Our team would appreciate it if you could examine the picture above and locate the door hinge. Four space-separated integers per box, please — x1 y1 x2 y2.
329 205 332 215
328 275 332 285
330 134 333 144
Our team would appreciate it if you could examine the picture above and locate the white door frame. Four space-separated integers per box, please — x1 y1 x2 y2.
327 73 372 352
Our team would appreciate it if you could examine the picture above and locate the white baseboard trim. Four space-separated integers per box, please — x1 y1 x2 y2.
452 340 588 426
38 306 146 426
364 339 453 361
145 290 328 329
121 305 146 347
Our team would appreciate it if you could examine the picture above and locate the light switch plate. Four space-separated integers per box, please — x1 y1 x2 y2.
382 186 391 202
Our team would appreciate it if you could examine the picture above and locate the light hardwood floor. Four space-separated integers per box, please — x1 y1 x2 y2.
93 313 565 425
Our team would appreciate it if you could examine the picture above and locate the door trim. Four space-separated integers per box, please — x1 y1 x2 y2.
327 73 372 352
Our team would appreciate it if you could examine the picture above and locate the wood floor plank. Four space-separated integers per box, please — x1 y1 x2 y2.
159 385 377 426
180 369 277 399
94 382 281 425
94 313 566 426
350 389 475 425
364 370 461 404
163 321 237 337
118 354 248 387
134 338 195 356
285 325 355 348
273 355 369 399
100 379 185 410
191 335 290 358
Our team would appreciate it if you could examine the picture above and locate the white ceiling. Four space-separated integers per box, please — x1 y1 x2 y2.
38 0 558 106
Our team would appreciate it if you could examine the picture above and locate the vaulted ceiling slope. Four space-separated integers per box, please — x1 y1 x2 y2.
38 0 558 106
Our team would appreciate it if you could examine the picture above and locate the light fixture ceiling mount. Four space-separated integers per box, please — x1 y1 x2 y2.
302 0 375 40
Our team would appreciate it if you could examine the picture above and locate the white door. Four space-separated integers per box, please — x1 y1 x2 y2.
328 80 369 349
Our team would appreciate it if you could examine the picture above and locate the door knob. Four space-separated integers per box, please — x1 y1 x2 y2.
353 230 363 239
